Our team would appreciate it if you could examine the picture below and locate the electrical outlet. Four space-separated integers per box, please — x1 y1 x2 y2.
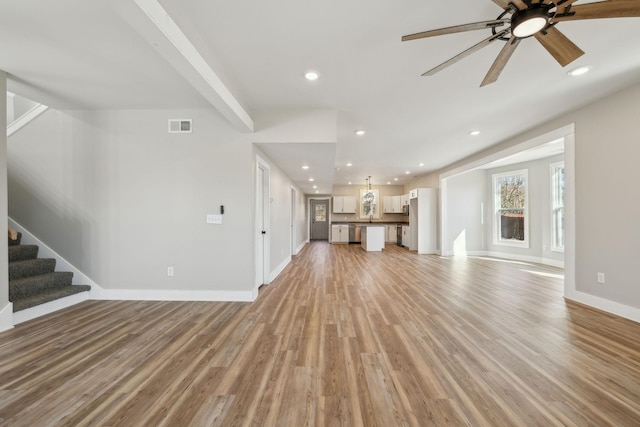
168 267 174 277
597 272 605 284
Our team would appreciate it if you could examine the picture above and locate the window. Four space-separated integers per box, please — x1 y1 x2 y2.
550 162 565 252
493 169 529 247
314 203 327 222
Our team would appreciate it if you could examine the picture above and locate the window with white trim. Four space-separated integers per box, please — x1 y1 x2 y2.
493 169 529 247
550 162 565 252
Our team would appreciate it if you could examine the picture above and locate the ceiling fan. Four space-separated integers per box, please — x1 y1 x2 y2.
402 0 640 86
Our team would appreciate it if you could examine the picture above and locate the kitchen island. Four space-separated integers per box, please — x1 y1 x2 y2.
360 225 385 252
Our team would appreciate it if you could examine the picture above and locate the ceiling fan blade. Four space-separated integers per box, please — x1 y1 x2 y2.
493 0 528 10
552 0 640 22
422 29 510 76
553 0 580 8
510 0 529 10
534 26 584 67
481 36 521 87
402 20 508 41
491 0 511 9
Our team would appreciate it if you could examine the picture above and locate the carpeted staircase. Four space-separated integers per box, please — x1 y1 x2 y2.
9 232 91 312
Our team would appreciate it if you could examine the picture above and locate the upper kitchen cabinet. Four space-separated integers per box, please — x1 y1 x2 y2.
383 195 402 213
333 196 356 214
401 194 409 206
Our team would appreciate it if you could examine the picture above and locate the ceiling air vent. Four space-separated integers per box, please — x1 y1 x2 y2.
168 119 192 133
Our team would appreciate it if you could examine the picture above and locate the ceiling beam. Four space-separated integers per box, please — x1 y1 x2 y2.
121 0 253 132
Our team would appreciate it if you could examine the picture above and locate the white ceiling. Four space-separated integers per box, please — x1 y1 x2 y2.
2 0 640 195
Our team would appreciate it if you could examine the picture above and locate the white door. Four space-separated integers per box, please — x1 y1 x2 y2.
291 187 296 255
256 162 270 287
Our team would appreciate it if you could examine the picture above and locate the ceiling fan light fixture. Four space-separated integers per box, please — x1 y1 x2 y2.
511 6 549 38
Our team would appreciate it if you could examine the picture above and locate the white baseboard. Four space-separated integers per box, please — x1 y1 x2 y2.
270 256 291 283
565 290 640 324
0 303 14 332
91 287 257 303
483 251 564 268
13 292 89 325
441 250 564 269
294 241 307 255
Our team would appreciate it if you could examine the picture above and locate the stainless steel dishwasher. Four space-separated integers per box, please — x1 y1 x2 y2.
348 224 362 243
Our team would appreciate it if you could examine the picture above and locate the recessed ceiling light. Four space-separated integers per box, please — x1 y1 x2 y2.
418 163 424 167
568 65 593 77
315 190 320 194
348 182 352 185
394 178 399 181
346 162 353 167
304 71 319 81
302 165 309 170
470 130 481 136
355 130 366 136
405 171 411 175
312 185 317 189
387 181 391 185
308 178 315 182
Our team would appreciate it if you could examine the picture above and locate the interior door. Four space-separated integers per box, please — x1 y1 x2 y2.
256 163 270 287
310 199 329 240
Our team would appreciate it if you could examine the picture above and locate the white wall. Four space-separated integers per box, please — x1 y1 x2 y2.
294 188 308 251
572 84 640 308
0 72 10 320
8 108 256 297
444 169 486 256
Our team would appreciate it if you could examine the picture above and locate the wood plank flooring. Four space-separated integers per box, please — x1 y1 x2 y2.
1 242 640 426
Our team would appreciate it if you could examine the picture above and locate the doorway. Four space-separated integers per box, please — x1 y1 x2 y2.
310 199 329 241
439 124 574 297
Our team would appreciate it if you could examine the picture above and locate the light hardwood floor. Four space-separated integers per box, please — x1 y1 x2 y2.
1 242 639 426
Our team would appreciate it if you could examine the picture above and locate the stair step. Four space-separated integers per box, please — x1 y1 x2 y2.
8 244 39 262
8 231 22 246
9 272 74 300
12 285 91 312
9 258 56 281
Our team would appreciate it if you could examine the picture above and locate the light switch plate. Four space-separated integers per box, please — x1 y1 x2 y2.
207 214 223 224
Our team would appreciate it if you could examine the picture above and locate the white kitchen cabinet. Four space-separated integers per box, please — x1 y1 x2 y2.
383 196 392 213
408 188 437 254
383 195 402 213
331 224 349 243
333 196 356 214
401 194 409 206
409 189 418 199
